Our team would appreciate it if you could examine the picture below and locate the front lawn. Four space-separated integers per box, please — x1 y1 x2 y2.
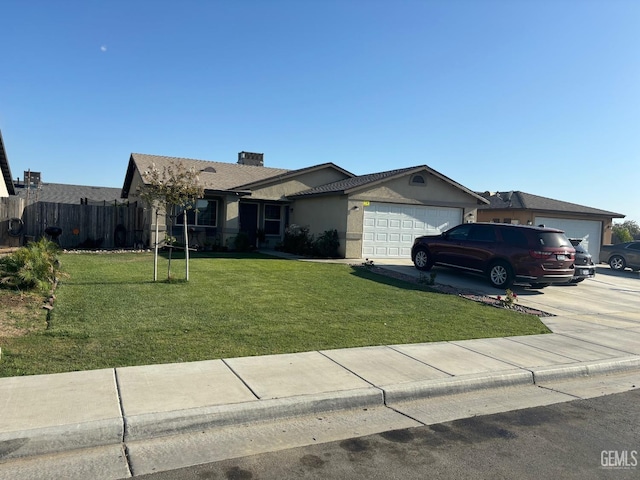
0 252 550 377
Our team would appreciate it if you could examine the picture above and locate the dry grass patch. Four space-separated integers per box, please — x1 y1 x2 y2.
0 290 48 338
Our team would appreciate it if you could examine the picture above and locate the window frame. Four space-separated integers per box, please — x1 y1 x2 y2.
263 203 282 235
174 199 218 228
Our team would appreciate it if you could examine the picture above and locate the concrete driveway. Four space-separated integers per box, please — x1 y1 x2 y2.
375 260 640 330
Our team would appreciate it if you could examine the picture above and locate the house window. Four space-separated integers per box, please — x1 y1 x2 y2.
410 174 426 185
175 199 217 227
264 204 281 235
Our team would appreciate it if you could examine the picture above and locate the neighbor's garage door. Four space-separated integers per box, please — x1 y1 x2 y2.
534 217 602 262
362 203 462 258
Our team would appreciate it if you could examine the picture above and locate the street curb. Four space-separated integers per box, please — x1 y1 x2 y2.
531 355 640 383
0 418 123 462
3 357 640 463
382 369 534 403
123 387 384 441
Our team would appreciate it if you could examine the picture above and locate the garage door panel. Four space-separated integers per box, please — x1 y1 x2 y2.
363 203 462 259
401 234 414 242
534 217 602 262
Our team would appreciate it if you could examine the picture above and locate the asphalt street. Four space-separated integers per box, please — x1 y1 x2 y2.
136 388 640 480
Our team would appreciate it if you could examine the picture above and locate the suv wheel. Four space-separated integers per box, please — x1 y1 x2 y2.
609 255 626 271
413 248 432 271
488 261 514 289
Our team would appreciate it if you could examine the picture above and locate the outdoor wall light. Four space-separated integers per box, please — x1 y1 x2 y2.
351 205 360 211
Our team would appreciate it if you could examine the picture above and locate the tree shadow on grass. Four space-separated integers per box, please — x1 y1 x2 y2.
157 251 271 260
349 265 446 294
59 279 160 286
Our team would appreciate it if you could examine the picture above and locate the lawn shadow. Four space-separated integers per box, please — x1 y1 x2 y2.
158 251 268 260
349 265 445 294
60 279 161 286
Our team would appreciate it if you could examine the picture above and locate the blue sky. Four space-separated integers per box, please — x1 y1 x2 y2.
1 0 638 224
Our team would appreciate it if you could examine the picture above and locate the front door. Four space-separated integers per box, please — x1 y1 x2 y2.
239 203 259 247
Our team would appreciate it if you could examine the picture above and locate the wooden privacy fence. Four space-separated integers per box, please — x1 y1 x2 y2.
1 198 143 249
0 196 24 247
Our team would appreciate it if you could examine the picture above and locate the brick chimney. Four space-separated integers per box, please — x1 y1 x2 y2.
238 151 264 166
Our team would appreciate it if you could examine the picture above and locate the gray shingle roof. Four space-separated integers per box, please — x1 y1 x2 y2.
289 166 419 197
125 153 290 195
479 191 624 217
14 182 123 204
289 165 489 204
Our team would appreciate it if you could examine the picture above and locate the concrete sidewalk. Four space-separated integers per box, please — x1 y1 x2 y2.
1 255 640 478
2 332 640 462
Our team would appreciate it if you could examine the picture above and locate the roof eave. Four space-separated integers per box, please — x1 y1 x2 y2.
120 154 137 198
0 130 16 196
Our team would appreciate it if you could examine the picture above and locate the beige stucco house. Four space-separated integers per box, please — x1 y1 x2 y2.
477 191 625 262
121 152 488 259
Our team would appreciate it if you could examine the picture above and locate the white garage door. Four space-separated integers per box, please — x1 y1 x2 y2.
534 217 602 262
362 203 462 258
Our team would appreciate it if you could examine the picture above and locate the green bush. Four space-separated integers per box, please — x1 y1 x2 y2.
233 231 252 252
0 238 62 293
283 224 314 255
313 229 340 258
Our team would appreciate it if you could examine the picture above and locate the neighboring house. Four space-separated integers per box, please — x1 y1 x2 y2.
13 175 123 205
0 130 16 198
476 191 625 262
121 151 488 259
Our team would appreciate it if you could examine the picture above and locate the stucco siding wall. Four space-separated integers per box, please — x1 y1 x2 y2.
249 169 351 201
350 173 477 207
127 169 167 247
290 195 348 256
0 180 8 198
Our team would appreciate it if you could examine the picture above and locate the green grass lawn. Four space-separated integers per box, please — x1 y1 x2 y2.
0 252 550 377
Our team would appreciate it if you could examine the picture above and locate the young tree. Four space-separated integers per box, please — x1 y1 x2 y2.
612 224 633 244
621 220 640 239
138 162 204 281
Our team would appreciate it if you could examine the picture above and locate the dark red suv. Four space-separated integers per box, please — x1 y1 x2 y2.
411 223 575 289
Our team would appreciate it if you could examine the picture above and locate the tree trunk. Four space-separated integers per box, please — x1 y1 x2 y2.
153 210 159 282
184 212 189 281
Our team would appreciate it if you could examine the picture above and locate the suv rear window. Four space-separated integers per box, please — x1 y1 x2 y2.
501 228 529 248
538 232 572 248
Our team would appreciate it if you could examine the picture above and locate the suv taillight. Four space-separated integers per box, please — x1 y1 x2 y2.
529 250 554 259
